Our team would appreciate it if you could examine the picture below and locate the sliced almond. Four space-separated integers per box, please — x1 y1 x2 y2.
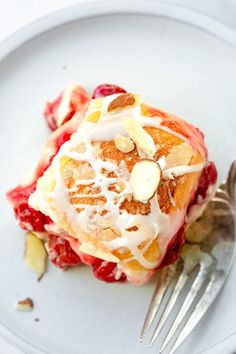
108 93 135 112
114 134 134 153
131 160 161 202
24 232 47 277
124 117 156 156
166 143 193 168
14 298 34 312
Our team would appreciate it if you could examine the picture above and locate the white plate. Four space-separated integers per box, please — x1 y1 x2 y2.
1 1 236 353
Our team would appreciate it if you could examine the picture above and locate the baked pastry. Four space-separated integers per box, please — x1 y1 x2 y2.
7 84 217 285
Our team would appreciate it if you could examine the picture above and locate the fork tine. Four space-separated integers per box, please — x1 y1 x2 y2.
214 188 230 201
148 266 188 347
226 160 236 206
139 264 176 342
159 265 209 353
168 270 221 354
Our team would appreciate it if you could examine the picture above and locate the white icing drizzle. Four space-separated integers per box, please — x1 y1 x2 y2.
30 93 206 274
157 156 167 170
75 93 187 144
163 163 205 179
106 194 184 269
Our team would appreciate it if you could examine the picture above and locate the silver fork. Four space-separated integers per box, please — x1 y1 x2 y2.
140 161 236 353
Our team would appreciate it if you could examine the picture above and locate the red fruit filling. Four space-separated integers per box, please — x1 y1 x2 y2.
190 161 217 206
159 225 185 268
6 125 75 233
7 182 52 232
47 235 81 269
54 131 73 155
44 86 89 131
77 250 126 282
14 203 51 232
46 233 126 282
159 163 217 268
7 182 36 204
44 94 62 131
70 86 89 110
91 258 127 283
92 84 126 99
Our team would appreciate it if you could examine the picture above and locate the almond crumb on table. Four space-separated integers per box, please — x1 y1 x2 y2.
14 297 34 312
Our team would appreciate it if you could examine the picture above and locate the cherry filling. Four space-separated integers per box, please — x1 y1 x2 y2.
76 251 126 282
159 162 217 269
44 86 89 131
45 234 127 282
6 128 73 233
54 131 73 155
191 161 217 204
44 94 62 131
44 84 124 131
7 182 36 203
47 235 81 269
7 182 52 232
14 203 52 232
159 225 185 268
92 259 127 283
92 84 126 98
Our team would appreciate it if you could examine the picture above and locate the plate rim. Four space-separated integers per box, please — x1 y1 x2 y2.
1 1 236 353
1 0 236 62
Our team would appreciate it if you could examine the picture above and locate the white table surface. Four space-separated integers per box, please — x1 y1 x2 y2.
1 0 236 353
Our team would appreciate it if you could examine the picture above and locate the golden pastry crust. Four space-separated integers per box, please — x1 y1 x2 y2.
29 95 206 283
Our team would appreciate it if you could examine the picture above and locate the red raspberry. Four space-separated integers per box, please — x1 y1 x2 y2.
78 250 126 282
35 160 51 179
44 86 89 131
92 258 127 283
7 182 53 232
44 94 62 131
7 126 74 233
195 161 217 200
159 225 185 268
195 126 205 140
54 131 73 154
47 235 81 269
7 182 36 204
190 161 217 207
71 86 89 110
14 203 49 232
35 130 74 178
92 84 126 99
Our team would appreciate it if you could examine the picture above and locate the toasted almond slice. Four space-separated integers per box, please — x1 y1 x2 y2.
124 118 156 156
14 298 34 312
114 134 134 153
108 93 135 112
24 232 47 277
131 160 161 202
